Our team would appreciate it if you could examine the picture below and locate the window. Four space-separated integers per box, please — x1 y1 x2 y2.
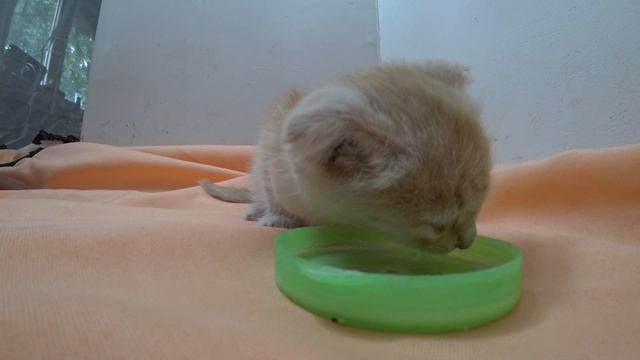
6 0 57 66
0 0 102 148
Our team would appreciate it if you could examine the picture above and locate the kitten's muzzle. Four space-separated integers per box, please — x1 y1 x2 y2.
455 224 477 250
415 236 457 254
414 223 477 253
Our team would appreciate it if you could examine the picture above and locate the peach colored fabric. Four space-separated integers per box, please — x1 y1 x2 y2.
0 149 20 164
1 142 639 359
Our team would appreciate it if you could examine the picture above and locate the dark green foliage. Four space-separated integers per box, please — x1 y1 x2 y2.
7 0 95 106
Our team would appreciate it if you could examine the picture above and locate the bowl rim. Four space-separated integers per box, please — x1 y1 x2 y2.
276 226 523 281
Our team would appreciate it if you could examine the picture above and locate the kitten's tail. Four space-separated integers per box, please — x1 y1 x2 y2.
198 179 252 203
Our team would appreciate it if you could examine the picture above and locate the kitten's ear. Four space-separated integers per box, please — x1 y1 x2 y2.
423 61 472 89
284 86 408 189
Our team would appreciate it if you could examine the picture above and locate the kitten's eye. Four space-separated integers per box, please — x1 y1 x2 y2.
454 190 464 207
328 139 357 163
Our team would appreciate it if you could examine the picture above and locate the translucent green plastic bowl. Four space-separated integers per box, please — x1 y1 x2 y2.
275 226 522 333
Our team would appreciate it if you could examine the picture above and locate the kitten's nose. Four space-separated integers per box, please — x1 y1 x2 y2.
456 225 477 249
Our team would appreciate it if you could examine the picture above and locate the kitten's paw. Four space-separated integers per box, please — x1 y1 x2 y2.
257 213 305 228
244 204 266 221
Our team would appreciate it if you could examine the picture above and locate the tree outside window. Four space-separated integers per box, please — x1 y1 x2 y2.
0 0 101 148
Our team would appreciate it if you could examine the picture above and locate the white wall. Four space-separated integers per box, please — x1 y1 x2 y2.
380 0 640 163
83 0 378 145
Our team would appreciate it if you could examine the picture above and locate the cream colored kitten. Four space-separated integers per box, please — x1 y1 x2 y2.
201 62 491 253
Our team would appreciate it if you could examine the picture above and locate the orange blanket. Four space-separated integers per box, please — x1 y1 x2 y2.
1 142 639 359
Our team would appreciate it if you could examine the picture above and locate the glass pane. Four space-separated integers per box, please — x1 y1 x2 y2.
60 24 93 106
0 0 101 149
7 0 57 63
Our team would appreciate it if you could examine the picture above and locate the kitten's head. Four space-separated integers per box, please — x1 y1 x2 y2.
283 62 491 253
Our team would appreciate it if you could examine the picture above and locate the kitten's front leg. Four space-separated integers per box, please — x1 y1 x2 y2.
244 202 266 221
245 145 270 222
257 211 305 228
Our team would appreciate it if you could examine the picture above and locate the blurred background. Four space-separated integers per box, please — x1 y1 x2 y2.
1 0 639 163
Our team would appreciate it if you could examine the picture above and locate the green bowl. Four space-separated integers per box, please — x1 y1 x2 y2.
275 226 523 333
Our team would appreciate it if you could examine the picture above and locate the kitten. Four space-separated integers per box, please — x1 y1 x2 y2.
201 62 491 253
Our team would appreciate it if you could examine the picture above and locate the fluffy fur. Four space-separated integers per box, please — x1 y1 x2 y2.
201 62 491 253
